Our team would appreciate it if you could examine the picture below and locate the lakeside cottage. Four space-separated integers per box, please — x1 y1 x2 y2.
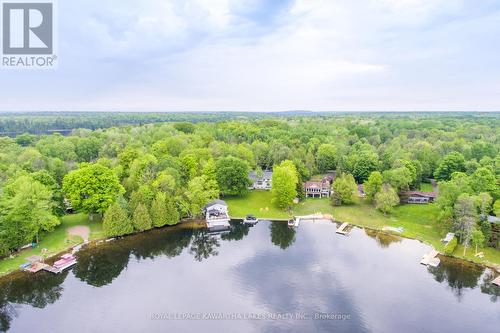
203 200 230 230
248 170 273 190
305 176 333 198
405 191 437 204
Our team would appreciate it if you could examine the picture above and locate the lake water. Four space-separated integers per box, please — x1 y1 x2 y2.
1 221 499 333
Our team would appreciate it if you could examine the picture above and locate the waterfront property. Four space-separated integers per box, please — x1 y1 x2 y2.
405 191 437 204
304 175 333 198
204 199 231 230
248 170 273 190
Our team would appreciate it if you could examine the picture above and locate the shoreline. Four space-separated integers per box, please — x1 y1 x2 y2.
1 216 498 280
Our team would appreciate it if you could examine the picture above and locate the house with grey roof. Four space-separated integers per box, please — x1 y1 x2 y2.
248 170 273 190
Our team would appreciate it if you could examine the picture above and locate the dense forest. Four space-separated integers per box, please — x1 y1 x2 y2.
0 113 499 258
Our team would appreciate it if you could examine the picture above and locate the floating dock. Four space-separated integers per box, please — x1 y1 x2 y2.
420 249 440 267
492 275 500 286
336 222 350 235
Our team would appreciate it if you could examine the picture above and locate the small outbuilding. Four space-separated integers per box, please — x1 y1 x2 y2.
203 200 230 229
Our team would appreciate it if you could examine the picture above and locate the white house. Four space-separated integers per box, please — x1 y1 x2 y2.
249 170 273 190
203 200 230 230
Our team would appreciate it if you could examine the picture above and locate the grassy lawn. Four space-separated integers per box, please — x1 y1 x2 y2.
226 191 290 219
228 191 500 266
0 213 102 276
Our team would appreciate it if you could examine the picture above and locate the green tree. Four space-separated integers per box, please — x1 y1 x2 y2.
102 202 133 237
375 184 400 215
271 160 299 209
180 154 198 183
165 194 180 225
476 192 493 218
151 192 169 228
153 171 177 194
434 152 466 181
332 173 357 205
129 185 155 212
15 133 36 146
75 137 101 162
494 200 500 216
132 203 152 232
0 175 59 251
202 158 220 195
215 156 250 196
453 194 477 255
364 171 383 202
173 122 196 134
63 163 124 215
316 144 337 172
383 167 412 193
470 167 498 198
436 173 473 210
348 150 379 183
471 228 485 255
185 176 220 217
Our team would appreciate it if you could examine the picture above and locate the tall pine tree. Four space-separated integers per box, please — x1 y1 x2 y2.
151 192 169 228
132 203 152 232
103 202 133 237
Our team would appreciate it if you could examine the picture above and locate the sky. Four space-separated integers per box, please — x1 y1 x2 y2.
2 0 500 112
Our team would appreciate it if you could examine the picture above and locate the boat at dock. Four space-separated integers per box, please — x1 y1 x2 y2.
53 253 77 272
243 214 259 225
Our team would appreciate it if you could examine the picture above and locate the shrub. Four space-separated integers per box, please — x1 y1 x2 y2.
443 237 458 255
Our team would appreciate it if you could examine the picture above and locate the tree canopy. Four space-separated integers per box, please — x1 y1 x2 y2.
62 163 124 214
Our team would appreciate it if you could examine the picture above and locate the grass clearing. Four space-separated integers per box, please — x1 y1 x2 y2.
226 191 290 219
0 213 102 276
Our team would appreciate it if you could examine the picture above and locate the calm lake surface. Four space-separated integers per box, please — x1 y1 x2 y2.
1 220 499 333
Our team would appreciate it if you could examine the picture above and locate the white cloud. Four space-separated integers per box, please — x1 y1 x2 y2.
1 0 500 111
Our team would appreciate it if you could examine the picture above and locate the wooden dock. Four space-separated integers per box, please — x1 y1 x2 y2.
42 265 61 274
25 262 46 273
420 249 440 267
336 222 350 235
492 275 500 286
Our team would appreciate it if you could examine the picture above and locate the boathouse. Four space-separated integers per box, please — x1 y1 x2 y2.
203 200 230 229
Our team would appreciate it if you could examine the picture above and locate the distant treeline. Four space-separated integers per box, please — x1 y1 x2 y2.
0 111 498 135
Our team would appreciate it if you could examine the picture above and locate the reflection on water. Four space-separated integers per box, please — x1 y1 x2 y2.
0 271 68 332
364 229 402 248
427 256 484 302
0 221 498 333
270 221 296 249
